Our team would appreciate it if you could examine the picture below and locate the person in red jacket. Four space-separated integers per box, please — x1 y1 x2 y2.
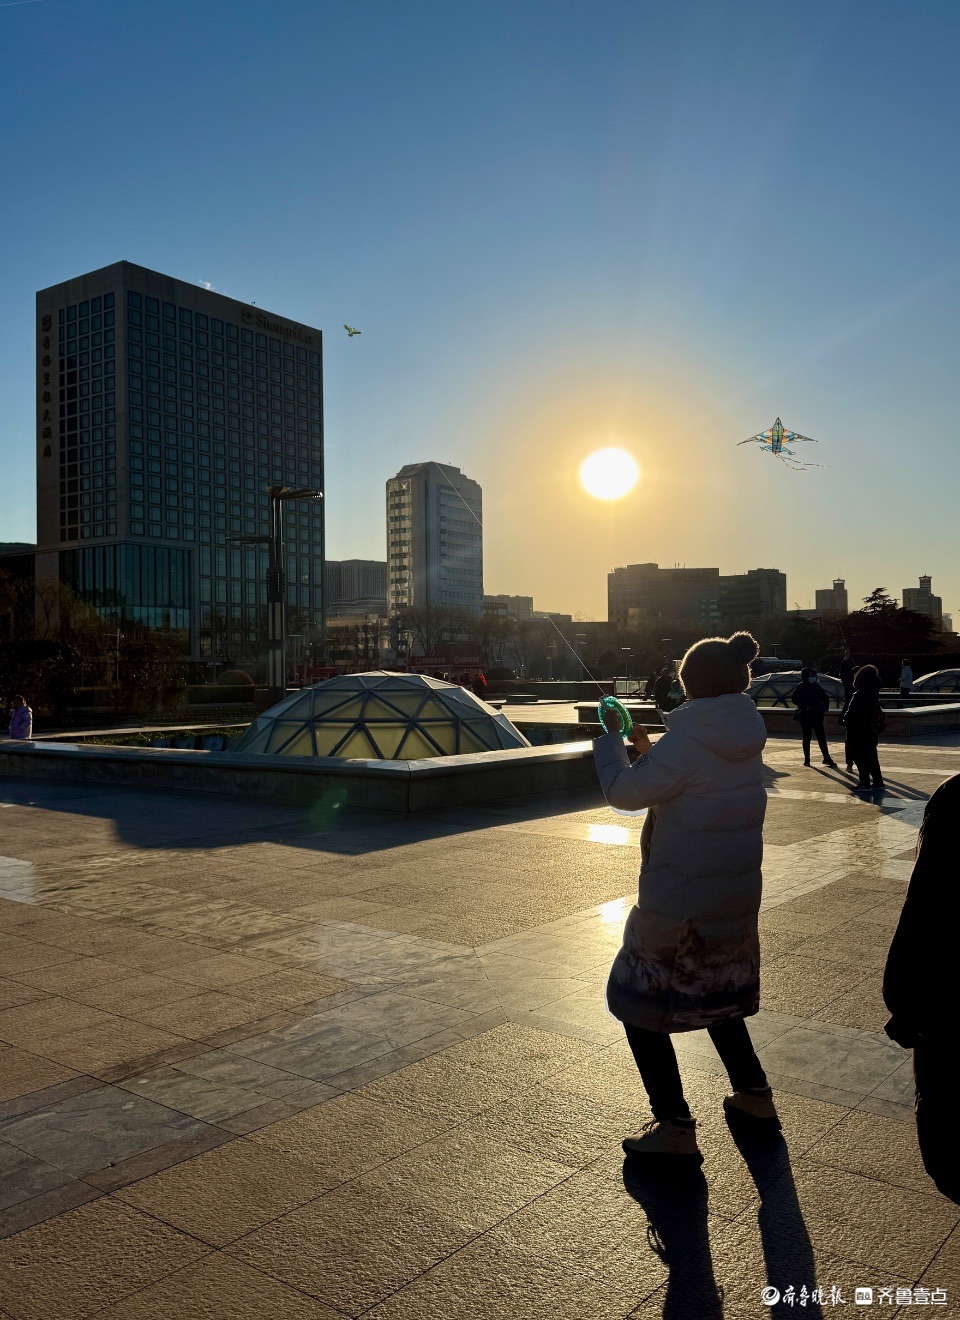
884 775 960 1204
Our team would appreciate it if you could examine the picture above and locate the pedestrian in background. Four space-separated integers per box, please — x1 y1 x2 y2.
883 775 960 1204
7 695 32 740
839 665 885 791
839 648 857 706
899 659 914 699
594 631 776 1164
791 666 837 768
652 666 672 710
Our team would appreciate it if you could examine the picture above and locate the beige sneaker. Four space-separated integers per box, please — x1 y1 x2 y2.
723 1089 782 1130
622 1118 704 1163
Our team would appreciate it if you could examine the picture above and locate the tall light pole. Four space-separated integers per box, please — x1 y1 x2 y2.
575 632 587 681
229 484 323 706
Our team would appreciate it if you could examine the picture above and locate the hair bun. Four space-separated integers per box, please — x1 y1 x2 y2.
726 631 759 664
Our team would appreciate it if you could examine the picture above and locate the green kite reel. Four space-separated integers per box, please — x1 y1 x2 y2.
598 695 633 736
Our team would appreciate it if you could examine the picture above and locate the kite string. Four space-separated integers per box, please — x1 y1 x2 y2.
431 464 608 695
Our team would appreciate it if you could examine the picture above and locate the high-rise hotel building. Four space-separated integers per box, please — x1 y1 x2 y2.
35 261 325 658
386 463 483 615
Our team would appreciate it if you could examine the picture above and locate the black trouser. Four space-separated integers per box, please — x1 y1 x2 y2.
623 1018 768 1120
847 735 883 785
800 716 830 762
915 1038 960 1204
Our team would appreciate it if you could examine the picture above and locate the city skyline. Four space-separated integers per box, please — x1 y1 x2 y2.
2 3 960 619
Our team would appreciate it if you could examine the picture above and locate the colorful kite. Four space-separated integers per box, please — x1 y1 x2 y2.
738 417 821 470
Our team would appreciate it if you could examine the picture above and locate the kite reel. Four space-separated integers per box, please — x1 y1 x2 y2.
597 695 633 736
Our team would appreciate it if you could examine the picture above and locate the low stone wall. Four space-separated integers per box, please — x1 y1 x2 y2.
0 739 600 814
573 700 960 740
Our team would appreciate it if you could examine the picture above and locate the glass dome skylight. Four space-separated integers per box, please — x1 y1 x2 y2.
913 669 960 693
746 670 845 709
232 671 532 760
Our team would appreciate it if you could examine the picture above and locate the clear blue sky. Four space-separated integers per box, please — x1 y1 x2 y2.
2 0 958 619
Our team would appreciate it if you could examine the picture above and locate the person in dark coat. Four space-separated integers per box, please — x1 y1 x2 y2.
471 671 487 698
790 666 836 767
839 648 857 705
839 664 884 790
652 667 672 709
883 775 960 1203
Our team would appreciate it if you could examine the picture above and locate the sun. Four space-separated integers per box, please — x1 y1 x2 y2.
579 447 640 501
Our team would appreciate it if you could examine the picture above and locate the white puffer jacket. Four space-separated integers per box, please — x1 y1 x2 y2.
594 693 767 1033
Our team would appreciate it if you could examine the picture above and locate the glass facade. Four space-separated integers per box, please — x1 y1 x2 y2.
56 292 117 542
60 544 191 631
44 264 325 661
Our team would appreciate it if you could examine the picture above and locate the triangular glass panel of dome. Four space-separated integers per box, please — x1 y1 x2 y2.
235 726 269 753
313 723 356 756
311 690 366 718
333 729 380 759
278 691 316 716
374 692 431 716
362 723 409 759
360 695 416 721
277 729 315 757
460 721 499 750
265 722 305 752
393 728 443 759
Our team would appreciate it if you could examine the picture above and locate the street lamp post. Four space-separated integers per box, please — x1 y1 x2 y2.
575 632 587 681
229 484 323 706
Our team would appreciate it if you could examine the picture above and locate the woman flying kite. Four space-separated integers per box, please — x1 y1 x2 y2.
739 417 821 470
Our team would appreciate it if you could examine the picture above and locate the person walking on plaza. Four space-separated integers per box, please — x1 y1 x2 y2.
839 648 857 706
652 666 672 710
839 664 884 790
899 659 914 699
471 671 487 698
883 774 960 1204
791 666 837 767
7 695 32 740
594 631 777 1163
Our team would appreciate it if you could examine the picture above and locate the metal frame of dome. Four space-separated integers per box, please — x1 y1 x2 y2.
232 671 532 760
913 669 960 693
746 670 845 709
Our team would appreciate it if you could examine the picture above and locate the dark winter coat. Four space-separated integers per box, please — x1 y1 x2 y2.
791 679 830 721
883 775 960 1047
839 689 883 743
653 673 672 708
593 694 767 1033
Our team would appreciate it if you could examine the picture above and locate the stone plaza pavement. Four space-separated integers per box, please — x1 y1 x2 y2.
0 737 958 1318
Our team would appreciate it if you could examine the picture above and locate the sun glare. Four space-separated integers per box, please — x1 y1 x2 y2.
579 447 640 501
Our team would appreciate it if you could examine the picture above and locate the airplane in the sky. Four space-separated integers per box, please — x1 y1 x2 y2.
344 324 362 337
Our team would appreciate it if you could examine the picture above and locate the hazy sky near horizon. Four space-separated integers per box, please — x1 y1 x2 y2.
2 1 959 619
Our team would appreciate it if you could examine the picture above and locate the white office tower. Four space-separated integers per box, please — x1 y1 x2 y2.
386 463 483 615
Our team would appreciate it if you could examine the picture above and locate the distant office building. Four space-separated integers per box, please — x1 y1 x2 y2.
608 563 721 628
386 463 483 615
35 261 324 660
902 575 942 626
483 593 533 622
609 563 786 628
942 613 954 634
814 578 848 614
532 610 573 626
325 559 387 615
719 568 787 621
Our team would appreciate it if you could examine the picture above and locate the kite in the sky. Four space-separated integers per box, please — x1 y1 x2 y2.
738 417 821 470
344 324 362 337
